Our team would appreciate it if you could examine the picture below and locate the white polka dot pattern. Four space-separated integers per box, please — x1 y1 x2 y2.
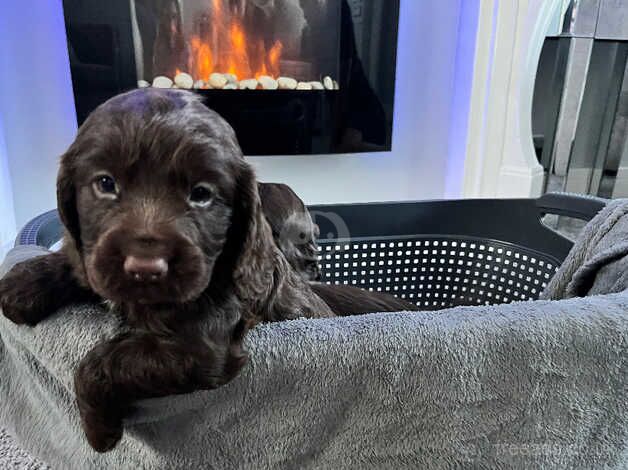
318 237 560 310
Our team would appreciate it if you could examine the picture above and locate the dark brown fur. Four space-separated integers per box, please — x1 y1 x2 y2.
0 89 331 452
257 183 419 314
258 182 321 281
310 282 418 315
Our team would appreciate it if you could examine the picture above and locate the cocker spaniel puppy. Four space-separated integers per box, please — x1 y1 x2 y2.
258 183 419 314
258 182 321 281
0 89 332 452
0 88 417 453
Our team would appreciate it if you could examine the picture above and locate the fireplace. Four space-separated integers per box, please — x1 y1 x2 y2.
62 0 399 155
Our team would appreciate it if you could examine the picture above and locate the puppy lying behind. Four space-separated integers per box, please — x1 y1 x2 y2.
259 182 321 281
0 89 332 452
258 182 419 314
309 282 418 315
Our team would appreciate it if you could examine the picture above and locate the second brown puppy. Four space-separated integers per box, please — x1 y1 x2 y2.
258 182 419 315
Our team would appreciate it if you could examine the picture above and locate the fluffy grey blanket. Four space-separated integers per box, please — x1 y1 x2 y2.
542 198 628 299
1 197 628 468
0 289 626 469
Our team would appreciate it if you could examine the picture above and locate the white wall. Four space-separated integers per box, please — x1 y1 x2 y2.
0 0 78 229
0 114 17 257
0 0 477 229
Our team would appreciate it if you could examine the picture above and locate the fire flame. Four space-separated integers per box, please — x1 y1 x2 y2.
190 37 214 80
189 1 283 83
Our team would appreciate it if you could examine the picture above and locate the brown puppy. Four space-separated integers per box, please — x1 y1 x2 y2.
258 183 419 314
258 182 321 281
0 89 332 452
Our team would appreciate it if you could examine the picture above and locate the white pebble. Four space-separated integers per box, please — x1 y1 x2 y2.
152 76 173 88
239 78 259 90
224 73 238 84
323 76 334 90
258 75 278 90
193 80 205 89
296 82 313 90
137 80 150 88
174 72 194 89
277 77 298 90
209 72 228 89
333 80 339 90
310 81 324 90
224 83 238 90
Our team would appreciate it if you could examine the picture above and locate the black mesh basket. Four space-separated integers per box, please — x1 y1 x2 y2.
309 194 606 310
15 193 606 310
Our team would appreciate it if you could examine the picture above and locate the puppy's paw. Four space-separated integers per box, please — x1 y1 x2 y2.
0 273 48 326
0 254 76 326
75 353 125 452
80 411 123 453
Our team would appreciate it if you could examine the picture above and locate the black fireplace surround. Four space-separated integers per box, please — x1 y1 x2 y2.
62 0 399 155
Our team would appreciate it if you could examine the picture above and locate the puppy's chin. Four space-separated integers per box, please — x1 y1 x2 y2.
84 234 213 306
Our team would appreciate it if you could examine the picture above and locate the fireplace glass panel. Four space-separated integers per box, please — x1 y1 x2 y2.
134 0 341 86
63 0 399 155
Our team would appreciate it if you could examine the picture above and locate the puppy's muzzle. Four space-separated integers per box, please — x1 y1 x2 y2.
88 225 209 304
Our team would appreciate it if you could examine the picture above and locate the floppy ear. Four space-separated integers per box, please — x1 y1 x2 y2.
56 153 82 249
228 161 277 311
220 160 332 321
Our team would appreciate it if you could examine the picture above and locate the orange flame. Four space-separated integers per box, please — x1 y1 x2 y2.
230 22 245 51
190 36 214 81
267 41 283 77
229 22 251 78
188 1 283 83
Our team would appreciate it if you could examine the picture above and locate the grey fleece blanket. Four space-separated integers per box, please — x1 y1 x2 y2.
542 198 628 299
2 208 628 469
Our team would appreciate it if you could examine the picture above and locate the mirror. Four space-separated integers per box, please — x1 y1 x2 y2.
532 0 628 200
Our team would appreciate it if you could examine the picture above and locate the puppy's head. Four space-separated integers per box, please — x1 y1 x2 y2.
58 89 261 306
258 183 321 281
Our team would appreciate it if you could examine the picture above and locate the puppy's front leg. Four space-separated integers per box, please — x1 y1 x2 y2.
0 251 95 325
74 329 247 452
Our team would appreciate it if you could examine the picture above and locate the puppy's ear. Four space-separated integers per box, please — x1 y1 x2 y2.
228 162 276 309
56 154 82 249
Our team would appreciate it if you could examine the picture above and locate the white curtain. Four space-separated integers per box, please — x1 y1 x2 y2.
0 114 17 258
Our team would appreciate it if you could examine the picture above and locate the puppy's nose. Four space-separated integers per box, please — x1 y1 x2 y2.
123 256 168 282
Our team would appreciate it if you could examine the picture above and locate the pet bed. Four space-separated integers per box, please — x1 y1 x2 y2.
1 194 626 469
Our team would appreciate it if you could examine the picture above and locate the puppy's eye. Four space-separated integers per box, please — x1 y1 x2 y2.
189 183 214 207
93 175 118 199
